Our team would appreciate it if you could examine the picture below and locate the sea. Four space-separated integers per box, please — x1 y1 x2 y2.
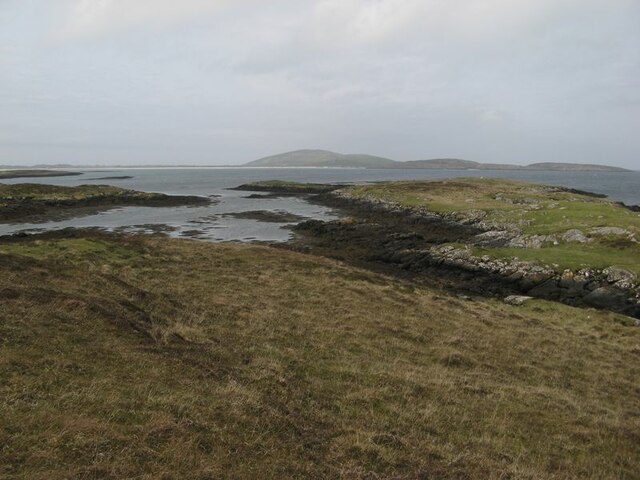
1 168 639 242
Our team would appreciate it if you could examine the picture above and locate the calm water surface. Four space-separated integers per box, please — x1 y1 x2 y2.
1 168 639 242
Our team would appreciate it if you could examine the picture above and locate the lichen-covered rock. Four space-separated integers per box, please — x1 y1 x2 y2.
604 267 636 288
589 227 630 236
504 295 533 306
508 235 558 248
562 229 590 243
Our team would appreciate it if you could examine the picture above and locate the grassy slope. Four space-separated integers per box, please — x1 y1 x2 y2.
1 233 639 479
345 179 640 274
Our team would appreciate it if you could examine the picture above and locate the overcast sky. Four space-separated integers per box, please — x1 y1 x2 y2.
1 0 639 167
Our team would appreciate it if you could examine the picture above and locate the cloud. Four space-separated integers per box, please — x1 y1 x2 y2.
52 0 233 40
1 0 638 166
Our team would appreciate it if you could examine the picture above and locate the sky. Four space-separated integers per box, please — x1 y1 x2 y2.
0 0 639 167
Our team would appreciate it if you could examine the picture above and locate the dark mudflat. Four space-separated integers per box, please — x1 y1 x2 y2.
223 210 309 223
86 176 134 180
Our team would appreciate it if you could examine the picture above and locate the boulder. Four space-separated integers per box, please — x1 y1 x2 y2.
528 279 561 299
504 295 533 306
519 272 554 291
603 267 637 288
584 287 627 309
562 229 590 243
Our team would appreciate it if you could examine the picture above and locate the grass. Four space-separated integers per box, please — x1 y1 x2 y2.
1 232 639 478
473 242 640 273
0 183 155 201
344 178 640 275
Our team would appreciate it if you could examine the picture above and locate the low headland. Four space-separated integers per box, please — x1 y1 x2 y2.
241 178 640 318
0 183 209 222
0 169 83 179
1 179 639 478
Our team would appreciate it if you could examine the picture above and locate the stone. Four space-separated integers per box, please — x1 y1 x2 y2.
528 279 561 299
589 227 630 236
584 287 627 309
603 267 637 289
604 267 636 284
562 229 590 243
472 230 513 247
508 235 557 249
504 295 533 306
519 272 554 291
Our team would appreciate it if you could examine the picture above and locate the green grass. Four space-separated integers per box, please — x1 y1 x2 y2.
473 242 640 274
1 232 639 478
344 178 640 274
0 183 154 201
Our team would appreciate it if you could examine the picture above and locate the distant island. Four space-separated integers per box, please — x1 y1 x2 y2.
2 153 631 172
245 149 631 172
244 149 397 168
0 169 83 180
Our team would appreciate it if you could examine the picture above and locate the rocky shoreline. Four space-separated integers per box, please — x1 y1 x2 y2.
290 187 640 319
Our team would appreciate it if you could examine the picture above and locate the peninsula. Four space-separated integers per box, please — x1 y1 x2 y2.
240 178 640 318
0 183 209 222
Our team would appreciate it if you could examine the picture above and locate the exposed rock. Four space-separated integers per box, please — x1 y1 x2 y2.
294 190 640 319
508 235 558 249
528 279 561 298
589 227 630 236
472 230 513 247
584 287 627 309
604 267 636 289
562 229 590 243
457 209 487 224
504 295 533 306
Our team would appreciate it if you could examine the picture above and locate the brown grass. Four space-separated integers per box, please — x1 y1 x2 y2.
1 233 639 479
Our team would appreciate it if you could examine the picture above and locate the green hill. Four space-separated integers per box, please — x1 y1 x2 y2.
244 149 397 168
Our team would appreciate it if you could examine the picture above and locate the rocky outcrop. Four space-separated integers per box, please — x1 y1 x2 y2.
562 229 591 243
424 246 639 317
295 190 640 319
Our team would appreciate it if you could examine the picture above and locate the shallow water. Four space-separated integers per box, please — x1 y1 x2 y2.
1 167 639 241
